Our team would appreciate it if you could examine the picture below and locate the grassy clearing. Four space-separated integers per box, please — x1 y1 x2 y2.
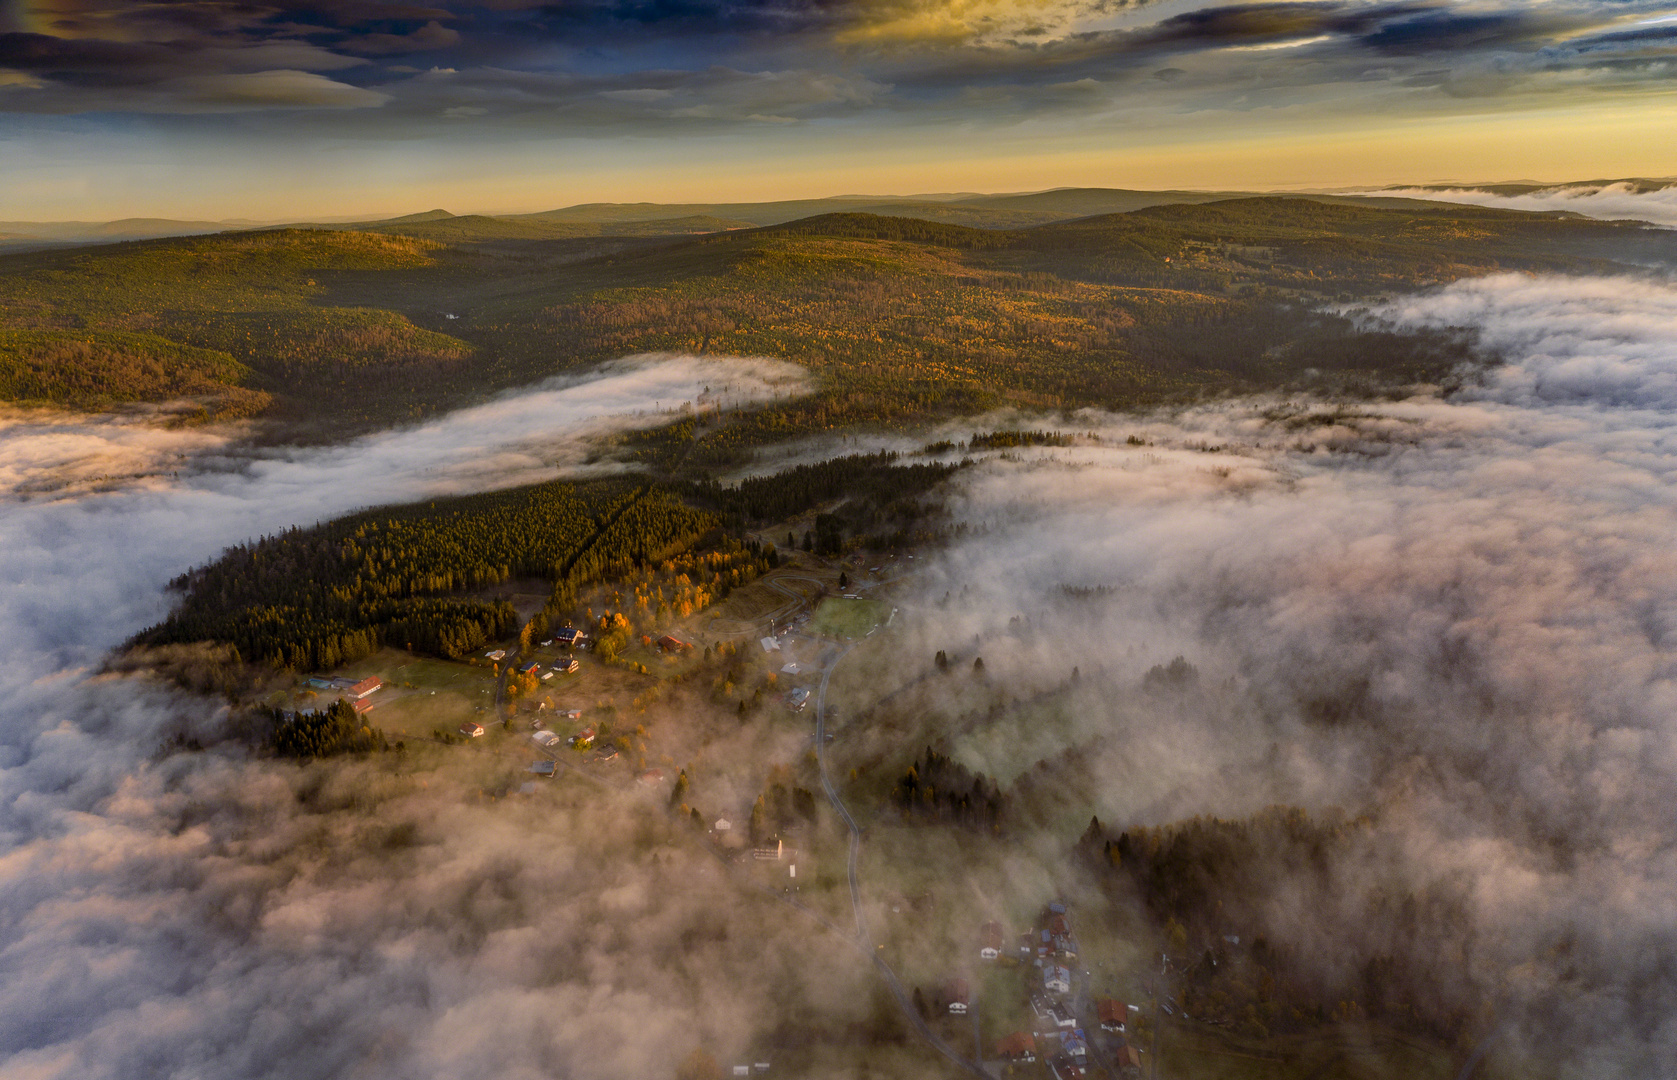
812 596 888 639
1160 1021 1460 1080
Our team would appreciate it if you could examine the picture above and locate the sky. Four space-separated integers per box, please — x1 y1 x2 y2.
2 0 1677 219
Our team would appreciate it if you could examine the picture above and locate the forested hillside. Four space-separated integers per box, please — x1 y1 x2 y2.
5 198 1671 443
142 454 963 669
141 478 724 669
0 329 269 420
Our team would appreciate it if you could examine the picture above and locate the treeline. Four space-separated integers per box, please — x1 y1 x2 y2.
892 746 1005 830
141 478 718 670
687 452 961 524
1080 807 1477 1044
968 429 1073 450
269 699 388 758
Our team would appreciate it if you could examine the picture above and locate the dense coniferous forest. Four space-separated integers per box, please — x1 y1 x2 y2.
686 452 961 524
140 478 718 669
966 429 1073 450
269 699 388 758
893 746 1006 830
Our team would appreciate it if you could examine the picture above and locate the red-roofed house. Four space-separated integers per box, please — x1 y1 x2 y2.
656 634 693 653
351 698 374 716
997 1032 1036 1063
980 921 1004 960
346 676 382 700
944 978 970 1015
1097 999 1129 1033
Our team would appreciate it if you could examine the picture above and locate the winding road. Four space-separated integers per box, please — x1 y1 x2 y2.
812 639 994 1079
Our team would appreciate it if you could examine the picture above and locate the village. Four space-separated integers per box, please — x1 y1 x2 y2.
270 533 1175 1080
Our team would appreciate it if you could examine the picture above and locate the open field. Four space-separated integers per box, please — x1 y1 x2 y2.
811 597 889 639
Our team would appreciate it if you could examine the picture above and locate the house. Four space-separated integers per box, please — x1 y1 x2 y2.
485 649 506 661
656 634 693 653
554 657 580 674
518 661 540 675
346 676 382 699
526 760 557 776
531 731 561 748
568 728 594 749
554 627 585 646
351 698 374 716
562 709 583 720
714 817 732 832
1048 1053 1086 1080
459 722 485 738
786 687 811 711
944 978 970 1015
980 921 1004 960
1113 1045 1144 1077
1045 1005 1076 1029
1062 1029 1088 1060
1097 999 1128 1033
1048 914 1071 937
997 1032 1036 1063
1044 965 1071 994
638 768 666 786
760 636 780 653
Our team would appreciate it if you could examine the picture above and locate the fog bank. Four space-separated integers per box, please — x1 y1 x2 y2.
1365 183 1677 227
0 354 861 1080
891 274 1677 1076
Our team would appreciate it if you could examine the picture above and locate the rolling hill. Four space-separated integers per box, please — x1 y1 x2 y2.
2 197 1671 444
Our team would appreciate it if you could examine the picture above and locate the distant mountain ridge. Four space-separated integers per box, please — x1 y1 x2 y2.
8 178 1675 253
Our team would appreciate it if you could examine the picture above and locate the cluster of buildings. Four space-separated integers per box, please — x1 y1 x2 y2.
975 904 1143 1080
304 674 383 716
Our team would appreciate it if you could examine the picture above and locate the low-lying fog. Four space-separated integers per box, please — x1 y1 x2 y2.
1 354 853 1079
1361 182 1677 227
3 275 1675 1078
904 272 1677 1076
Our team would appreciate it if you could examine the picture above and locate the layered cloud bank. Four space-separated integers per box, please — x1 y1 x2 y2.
902 274 1677 1074
1373 182 1677 226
